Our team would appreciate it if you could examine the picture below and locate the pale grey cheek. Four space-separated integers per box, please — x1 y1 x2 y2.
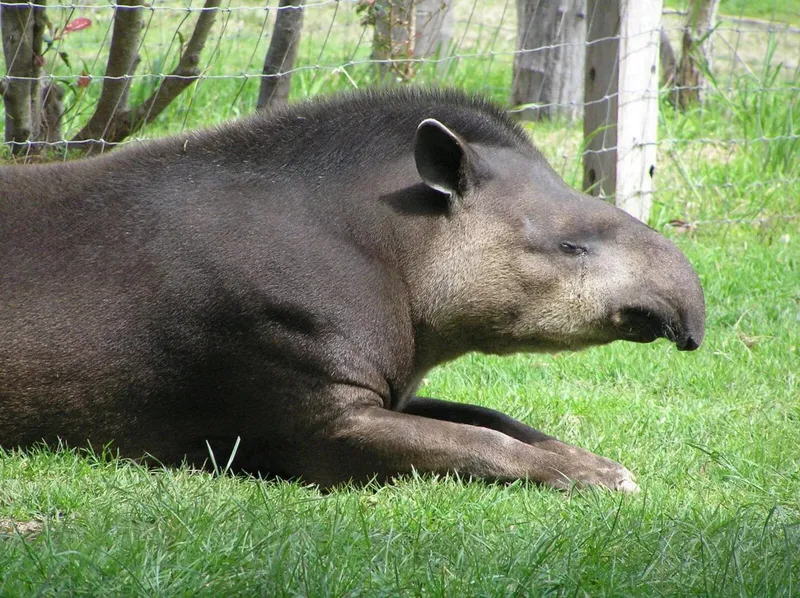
522 217 536 239
577 254 588 299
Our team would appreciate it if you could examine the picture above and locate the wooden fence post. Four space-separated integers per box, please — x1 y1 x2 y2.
583 0 663 222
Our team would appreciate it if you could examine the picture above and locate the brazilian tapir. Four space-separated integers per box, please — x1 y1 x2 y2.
0 88 704 492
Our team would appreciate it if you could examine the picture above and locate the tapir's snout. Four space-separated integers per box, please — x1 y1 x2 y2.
601 210 705 353
676 299 705 350
678 337 700 351
613 301 704 351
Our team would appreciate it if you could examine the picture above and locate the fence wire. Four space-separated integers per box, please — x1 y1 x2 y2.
1 0 797 228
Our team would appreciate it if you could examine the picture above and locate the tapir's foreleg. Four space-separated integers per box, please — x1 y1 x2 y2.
301 396 638 492
402 396 639 493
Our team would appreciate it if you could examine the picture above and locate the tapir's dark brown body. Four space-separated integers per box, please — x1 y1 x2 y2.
0 89 704 491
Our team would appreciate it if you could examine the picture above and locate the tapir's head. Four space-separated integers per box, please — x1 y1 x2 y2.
409 118 705 359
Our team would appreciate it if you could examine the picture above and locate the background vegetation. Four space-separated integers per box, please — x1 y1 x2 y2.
1 0 798 595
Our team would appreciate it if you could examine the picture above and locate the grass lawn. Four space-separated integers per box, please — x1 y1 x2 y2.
2 1 799 595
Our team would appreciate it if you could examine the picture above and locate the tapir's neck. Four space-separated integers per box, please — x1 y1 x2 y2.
306 155 476 385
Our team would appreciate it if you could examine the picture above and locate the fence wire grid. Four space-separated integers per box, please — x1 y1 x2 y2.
1 0 798 229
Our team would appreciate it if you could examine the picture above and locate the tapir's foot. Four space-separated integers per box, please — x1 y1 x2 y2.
534 441 639 493
566 460 639 493
618 479 641 493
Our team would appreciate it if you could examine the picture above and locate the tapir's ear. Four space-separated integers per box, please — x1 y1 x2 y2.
414 118 477 200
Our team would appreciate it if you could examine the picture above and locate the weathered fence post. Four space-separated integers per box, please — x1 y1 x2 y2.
583 0 663 222
510 0 586 122
415 0 454 59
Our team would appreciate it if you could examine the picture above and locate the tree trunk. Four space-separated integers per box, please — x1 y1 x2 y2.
674 0 719 109
123 0 220 135
510 0 586 122
257 0 305 111
70 0 221 153
38 81 64 144
3 0 221 155
372 0 416 83
29 2 46 141
71 0 145 151
415 0 454 58
659 26 677 89
1 0 46 154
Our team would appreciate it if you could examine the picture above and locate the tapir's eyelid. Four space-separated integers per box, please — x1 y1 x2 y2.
560 241 587 255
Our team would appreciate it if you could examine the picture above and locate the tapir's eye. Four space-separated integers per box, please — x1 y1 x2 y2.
560 241 586 255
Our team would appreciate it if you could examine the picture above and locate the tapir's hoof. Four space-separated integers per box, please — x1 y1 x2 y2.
616 478 640 494
575 458 639 493
608 463 640 493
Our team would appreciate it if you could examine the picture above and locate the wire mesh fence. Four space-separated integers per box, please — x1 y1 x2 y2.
1 0 798 228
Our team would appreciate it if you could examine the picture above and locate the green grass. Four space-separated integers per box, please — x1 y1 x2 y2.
2 2 800 596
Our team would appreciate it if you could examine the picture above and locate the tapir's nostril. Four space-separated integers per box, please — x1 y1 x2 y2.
676 336 700 352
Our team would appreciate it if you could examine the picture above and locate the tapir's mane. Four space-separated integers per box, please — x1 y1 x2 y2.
273 87 532 149
198 86 536 163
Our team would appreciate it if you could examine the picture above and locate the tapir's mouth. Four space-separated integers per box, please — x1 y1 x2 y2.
613 307 699 351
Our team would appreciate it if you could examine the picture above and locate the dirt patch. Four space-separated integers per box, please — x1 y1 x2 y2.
0 518 44 541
